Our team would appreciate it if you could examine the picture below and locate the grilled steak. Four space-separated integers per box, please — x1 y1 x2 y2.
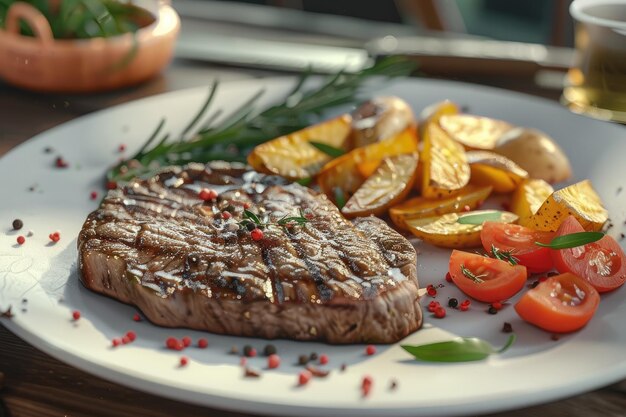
78 162 422 344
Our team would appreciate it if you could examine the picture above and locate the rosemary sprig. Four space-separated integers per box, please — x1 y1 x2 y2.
107 57 416 183
460 265 486 284
491 245 519 266
239 209 309 231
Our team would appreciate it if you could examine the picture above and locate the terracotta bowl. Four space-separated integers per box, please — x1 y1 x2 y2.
0 0 180 92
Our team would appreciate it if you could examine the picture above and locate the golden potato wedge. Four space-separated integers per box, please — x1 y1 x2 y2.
510 179 554 219
342 153 418 218
466 151 529 193
390 185 493 230
351 96 416 147
318 127 418 205
494 127 572 184
519 180 608 232
418 100 460 139
406 210 518 248
421 122 470 199
248 114 352 180
439 114 513 150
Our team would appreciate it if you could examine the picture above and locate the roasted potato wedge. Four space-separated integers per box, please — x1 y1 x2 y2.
466 151 529 193
494 128 572 184
510 179 554 219
390 185 493 230
406 210 518 248
248 114 352 180
351 96 416 147
519 180 608 232
418 100 460 139
439 114 513 150
342 153 418 218
421 122 470 199
318 127 418 205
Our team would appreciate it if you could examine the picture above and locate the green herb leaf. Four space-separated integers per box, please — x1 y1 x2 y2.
491 245 519 266
296 177 313 186
460 264 485 283
535 232 604 249
457 211 503 225
401 334 516 363
309 141 345 158
243 210 262 225
334 187 347 210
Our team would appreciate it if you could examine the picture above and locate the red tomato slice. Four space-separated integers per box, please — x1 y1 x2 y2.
514 272 600 333
552 216 626 292
481 221 554 273
449 250 527 303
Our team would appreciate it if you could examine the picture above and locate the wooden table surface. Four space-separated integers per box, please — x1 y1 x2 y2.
1 59 626 417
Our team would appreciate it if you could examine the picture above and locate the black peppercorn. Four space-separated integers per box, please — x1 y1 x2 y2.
502 322 513 333
243 345 254 357
246 222 257 231
309 352 318 361
264 344 277 356
447 298 458 308
298 354 309 365
488 306 498 315
12 219 23 230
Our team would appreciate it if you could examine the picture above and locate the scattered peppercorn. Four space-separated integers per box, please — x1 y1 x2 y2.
180 356 189 367
198 188 218 201
118 144 126 152
491 301 503 310
487 306 498 315
44 146 54 153
267 354 281 369
16 236 25 245
251 228 264 241
365 345 376 356
198 338 209 349
340 363 347 372
243 345 257 357
182 336 192 347
111 338 122 347
319 354 329 365
12 219 23 230
426 284 437 297
133 313 141 322
263 344 277 356
389 379 398 390
90 191 98 200
27 230 33 237
222 211 232 220
434 306 446 318
448 298 459 308
427 301 440 312
122 336 131 344
309 352 319 361
55 157 68 168
445 272 453 283
49 232 60 243
298 354 309 365
72 310 81 321
126 331 136 342
245 222 257 232
298 370 312 386
502 322 513 333
361 375 373 397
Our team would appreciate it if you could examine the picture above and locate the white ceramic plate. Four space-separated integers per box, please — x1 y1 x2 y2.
2 78 626 417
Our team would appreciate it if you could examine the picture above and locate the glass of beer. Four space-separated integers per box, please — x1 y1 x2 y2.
562 0 626 123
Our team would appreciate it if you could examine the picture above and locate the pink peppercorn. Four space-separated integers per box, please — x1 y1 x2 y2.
267 354 281 369
198 338 209 349
72 310 81 321
298 370 312 386
126 331 136 342
182 336 192 347
16 236 25 245
180 356 189 367
361 375 373 397
319 354 329 365
365 345 376 356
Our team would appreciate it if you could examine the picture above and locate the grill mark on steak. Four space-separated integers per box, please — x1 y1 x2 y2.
78 162 422 344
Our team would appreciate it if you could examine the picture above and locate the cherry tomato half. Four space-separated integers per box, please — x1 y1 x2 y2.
481 221 554 273
449 250 527 303
552 216 626 293
514 272 600 333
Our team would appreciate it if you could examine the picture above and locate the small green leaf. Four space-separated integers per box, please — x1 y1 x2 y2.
309 141 345 158
457 211 503 225
243 210 262 225
491 244 519 266
296 177 313 186
334 187 346 210
401 334 516 363
535 232 604 249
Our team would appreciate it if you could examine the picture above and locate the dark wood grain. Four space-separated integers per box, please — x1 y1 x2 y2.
1 57 625 417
